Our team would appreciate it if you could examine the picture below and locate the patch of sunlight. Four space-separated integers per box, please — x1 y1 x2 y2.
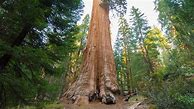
128 95 146 106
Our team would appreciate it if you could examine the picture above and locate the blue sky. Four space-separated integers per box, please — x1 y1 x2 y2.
79 0 160 43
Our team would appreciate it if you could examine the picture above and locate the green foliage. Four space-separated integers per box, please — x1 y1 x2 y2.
64 14 90 85
142 46 194 109
155 0 194 51
0 0 83 108
101 0 127 15
114 10 156 105
144 76 194 109
114 7 154 92
130 6 150 41
9 102 64 109
76 14 90 52
114 4 194 109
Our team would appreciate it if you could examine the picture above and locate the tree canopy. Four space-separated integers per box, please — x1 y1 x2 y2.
101 0 127 15
114 2 194 108
0 0 83 108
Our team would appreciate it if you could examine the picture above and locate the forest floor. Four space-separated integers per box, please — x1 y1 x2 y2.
63 95 153 109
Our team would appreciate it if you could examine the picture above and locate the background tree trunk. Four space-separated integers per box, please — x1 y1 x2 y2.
62 0 119 104
0 24 31 72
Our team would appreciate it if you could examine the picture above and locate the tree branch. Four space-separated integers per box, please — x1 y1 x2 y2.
0 24 31 72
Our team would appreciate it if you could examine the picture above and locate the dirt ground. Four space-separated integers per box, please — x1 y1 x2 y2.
63 96 150 109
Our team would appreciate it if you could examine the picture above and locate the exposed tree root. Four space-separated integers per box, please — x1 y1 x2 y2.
101 91 116 104
62 83 118 104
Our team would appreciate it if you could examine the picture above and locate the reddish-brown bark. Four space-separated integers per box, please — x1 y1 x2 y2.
62 0 119 104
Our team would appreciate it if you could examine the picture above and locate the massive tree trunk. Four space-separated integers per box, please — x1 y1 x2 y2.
62 0 119 104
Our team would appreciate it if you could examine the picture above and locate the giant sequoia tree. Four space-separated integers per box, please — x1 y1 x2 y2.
63 0 127 104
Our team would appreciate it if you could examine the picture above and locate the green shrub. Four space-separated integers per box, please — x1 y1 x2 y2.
144 77 194 109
